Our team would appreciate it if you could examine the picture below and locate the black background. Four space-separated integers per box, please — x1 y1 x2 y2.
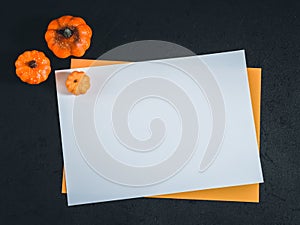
1 0 299 224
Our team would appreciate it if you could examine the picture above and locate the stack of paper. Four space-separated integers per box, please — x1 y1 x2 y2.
55 50 264 206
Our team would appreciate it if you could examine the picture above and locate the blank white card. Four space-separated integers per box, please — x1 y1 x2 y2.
55 50 263 206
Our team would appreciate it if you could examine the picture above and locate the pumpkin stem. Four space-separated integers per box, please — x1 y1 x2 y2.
58 27 73 38
28 60 37 68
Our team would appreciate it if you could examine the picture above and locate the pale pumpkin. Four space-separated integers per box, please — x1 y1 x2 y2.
65 71 90 95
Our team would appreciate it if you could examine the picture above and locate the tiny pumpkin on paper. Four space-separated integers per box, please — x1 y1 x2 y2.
65 71 90 95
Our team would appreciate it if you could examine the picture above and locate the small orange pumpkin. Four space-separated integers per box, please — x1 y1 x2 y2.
15 50 51 84
65 71 90 95
45 15 92 58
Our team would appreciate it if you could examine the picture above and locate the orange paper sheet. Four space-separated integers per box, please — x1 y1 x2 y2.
61 59 261 202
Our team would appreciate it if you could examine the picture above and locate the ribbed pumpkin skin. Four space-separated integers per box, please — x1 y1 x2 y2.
65 71 90 95
15 50 51 84
45 15 92 58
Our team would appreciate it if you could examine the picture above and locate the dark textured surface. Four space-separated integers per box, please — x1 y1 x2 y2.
0 0 299 224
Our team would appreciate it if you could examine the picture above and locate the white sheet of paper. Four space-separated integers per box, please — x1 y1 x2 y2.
55 50 263 206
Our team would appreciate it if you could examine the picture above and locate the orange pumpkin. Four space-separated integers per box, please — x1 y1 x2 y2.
45 15 92 58
15 50 51 84
65 71 90 95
